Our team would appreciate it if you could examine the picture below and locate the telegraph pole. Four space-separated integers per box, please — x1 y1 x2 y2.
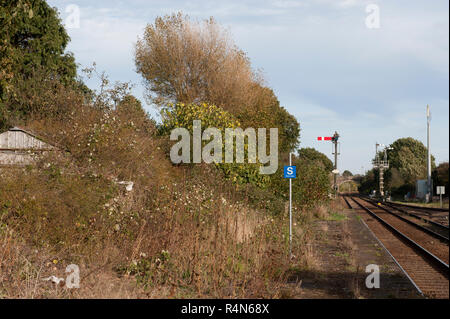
426 105 432 203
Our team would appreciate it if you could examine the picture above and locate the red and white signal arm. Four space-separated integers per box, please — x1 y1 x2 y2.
317 136 332 141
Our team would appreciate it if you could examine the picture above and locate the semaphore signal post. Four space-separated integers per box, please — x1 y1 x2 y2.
372 143 391 199
317 131 340 196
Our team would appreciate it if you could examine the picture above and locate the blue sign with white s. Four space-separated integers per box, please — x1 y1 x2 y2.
284 166 296 178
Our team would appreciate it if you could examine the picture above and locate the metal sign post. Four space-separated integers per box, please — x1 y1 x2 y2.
437 186 445 208
289 153 292 259
284 153 296 260
427 105 432 203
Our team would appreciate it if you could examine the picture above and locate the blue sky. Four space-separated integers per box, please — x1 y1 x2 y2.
47 0 449 174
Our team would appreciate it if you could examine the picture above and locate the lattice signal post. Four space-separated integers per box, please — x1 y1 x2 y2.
318 131 340 195
372 143 391 197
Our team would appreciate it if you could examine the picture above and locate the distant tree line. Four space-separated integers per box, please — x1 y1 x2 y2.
358 137 447 198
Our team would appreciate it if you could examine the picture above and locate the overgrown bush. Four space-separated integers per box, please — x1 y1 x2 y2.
135 13 300 154
270 158 331 209
160 102 271 187
0 5 337 299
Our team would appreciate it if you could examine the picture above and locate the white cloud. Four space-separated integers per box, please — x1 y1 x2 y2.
338 0 359 7
271 0 308 9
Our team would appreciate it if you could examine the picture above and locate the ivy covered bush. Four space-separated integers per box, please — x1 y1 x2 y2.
160 102 271 187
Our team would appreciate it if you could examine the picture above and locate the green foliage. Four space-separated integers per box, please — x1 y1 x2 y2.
339 180 358 193
1 67 85 125
0 0 78 127
327 212 346 221
116 95 147 119
358 169 377 194
387 137 435 185
387 167 405 189
342 170 353 177
0 0 76 81
0 168 116 252
270 156 331 208
274 106 300 153
297 147 333 172
135 13 300 155
117 250 173 289
235 86 300 154
161 102 271 187
432 162 449 196
361 138 437 196
281 149 333 207
380 137 435 195
161 102 240 133
293 159 331 208
239 183 286 215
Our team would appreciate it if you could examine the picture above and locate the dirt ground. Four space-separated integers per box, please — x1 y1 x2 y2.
284 203 422 299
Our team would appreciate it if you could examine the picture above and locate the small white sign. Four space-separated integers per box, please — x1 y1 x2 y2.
332 169 340 174
437 186 445 195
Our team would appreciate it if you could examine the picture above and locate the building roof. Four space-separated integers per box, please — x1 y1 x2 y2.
0 126 57 150
8 126 46 140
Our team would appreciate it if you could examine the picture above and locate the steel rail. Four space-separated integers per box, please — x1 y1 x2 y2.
359 197 449 243
360 195 449 231
342 195 352 209
356 210 424 296
350 197 449 276
387 201 449 213
383 201 449 231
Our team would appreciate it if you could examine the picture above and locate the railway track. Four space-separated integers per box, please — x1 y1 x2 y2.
342 195 353 209
385 201 449 227
344 195 449 298
386 201 449 213
360 197 449 242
